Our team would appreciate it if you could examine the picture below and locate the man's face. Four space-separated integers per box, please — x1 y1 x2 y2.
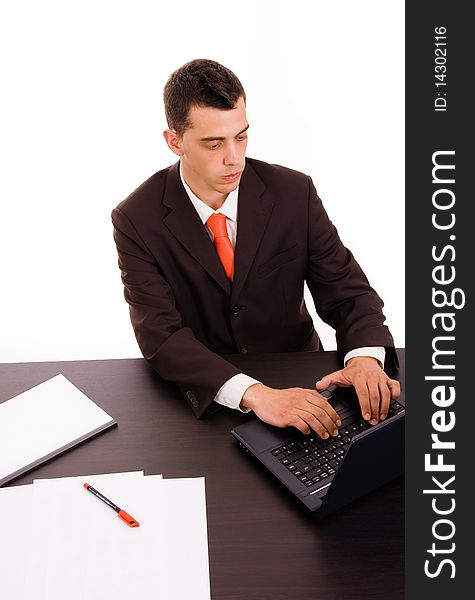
169 96 248 205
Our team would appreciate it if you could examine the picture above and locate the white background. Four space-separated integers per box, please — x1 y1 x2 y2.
0 1 404 363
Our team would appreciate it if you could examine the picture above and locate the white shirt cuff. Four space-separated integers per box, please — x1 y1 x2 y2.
344 346 386 368
214 374 261 413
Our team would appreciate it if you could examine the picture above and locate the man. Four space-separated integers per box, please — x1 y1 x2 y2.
111 58 400 440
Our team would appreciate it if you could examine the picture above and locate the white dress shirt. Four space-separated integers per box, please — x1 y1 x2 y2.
179 163 385 412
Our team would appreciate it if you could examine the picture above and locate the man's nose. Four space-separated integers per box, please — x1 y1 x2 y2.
223 142 240 165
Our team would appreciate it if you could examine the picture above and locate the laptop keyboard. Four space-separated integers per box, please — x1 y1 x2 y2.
270 400 405 487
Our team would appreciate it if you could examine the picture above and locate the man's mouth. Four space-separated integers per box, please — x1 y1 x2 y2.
221 172 241 182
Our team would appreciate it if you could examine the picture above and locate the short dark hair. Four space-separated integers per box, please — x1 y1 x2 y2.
163 59 246 135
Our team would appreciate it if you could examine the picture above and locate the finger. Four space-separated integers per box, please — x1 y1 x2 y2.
303 402 340 436
315 370 348 391
305 391 341 425
290 415 311 436
315 374 335 391
367 376 382 424
353 378 371 422
378 379 391 420
387 378 401 401
296 408 335 440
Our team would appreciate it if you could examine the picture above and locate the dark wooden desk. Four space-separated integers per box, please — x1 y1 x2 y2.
1 350 404 600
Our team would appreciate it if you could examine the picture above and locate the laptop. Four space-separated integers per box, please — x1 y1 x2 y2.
231 385 405 518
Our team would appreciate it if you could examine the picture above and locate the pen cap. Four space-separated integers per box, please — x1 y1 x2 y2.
118 509 140 528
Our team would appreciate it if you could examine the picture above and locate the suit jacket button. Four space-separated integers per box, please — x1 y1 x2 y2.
240 347 248 355
185 390 198 403
231 305 241 315
185 390 199 407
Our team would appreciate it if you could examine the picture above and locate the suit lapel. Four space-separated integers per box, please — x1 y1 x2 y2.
162 162 231 294
232 161 273 301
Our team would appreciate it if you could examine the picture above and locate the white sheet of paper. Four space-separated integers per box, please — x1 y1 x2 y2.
1 472 147 600
0 374 116 485
32 470 148 484
152 477 211 600
22 475 210 600
0 484 35 599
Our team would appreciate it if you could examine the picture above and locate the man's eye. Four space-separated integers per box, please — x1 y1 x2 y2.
209 143 220 150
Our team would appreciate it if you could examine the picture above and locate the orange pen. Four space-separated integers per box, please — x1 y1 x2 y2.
83 483 140 527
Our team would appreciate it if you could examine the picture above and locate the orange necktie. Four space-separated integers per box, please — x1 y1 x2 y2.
207 213 234 281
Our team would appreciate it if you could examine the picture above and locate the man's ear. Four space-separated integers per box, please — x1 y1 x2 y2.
163 129 184 156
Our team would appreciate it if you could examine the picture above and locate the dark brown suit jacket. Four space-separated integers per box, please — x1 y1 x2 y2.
112 157 396 417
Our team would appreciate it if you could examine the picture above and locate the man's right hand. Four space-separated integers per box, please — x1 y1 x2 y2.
240 383 341 439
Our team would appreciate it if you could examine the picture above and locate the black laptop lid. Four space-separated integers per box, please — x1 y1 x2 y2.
316 412 405 518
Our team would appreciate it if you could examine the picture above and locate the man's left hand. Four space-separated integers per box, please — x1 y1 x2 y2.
315 356 400 425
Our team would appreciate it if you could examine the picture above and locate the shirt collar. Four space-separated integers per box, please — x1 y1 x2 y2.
179 161 239 225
